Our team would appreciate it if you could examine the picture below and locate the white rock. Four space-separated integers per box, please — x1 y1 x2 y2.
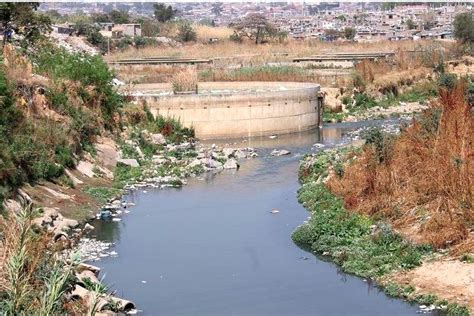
234 150 247 159
271 149 291 156
117 159 139 167
202 158 222 169
84 223 94 231
187 159 202 168
223 158 239 169
222 148 235 157
150 133 166 145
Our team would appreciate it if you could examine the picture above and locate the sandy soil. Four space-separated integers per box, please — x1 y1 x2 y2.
393 258 474 310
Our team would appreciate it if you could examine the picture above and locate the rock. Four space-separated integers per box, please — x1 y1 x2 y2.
112 78 125 86
76 160 96 178
176 142 191 150
84 223 94 231
94 137 119 167
313 143 325 149
202 158 222 169
271 149 291 156
3 199 21 213
222 148 235 158
117 159 139 168
187 159 202 168
65 169 83 185
269 135 277 139
223 158 239 169
150 133 166 145
234 150 247 159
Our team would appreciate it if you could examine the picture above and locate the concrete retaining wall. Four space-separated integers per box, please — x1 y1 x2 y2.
132 82 323 140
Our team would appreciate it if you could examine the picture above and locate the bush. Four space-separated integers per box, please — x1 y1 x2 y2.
32 46 123 131
177 22 197 42
438 73 458 90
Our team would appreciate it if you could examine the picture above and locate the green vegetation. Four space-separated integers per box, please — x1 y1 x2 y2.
0 44 123 208
294 149 471 315
0 209 79 315
178 22 197 42
33 46 123 131
294 150 429 278
454 11 474 45
84 186 122 204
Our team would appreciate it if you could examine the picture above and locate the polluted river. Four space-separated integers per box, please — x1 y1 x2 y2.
88 120 425 316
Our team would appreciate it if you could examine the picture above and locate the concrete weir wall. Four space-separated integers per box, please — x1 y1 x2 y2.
132 82 323 139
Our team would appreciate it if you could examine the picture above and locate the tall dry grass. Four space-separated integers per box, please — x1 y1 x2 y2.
0 207 78 314
108 39 449 62
171 68 198 93
328 83 473 249
195 25 233 42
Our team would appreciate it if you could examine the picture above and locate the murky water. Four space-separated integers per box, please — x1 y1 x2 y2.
90 121 422 315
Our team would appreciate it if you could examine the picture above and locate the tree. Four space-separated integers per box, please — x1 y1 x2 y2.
453 11 474 44
344 27 356 40
230 13 276 44
178 22 196 42
0 3 52 47
109 10 129 24
92 13 111 23
405 18 417 30
153 3 176 23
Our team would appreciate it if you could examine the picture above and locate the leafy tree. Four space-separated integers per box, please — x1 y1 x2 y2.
153 3 176 23
453 11 474 44
92 13 111 23
177 22 196 42
405 18 417 30
344 27 356 40
109 10 129 24
0 3 52 48
230 13 277 44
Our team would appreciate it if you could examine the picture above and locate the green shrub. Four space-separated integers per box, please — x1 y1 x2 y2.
32 46 123 131
293 150 429 279
438 73 458 90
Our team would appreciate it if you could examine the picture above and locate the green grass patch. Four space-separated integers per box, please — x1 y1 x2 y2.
83 186 122 204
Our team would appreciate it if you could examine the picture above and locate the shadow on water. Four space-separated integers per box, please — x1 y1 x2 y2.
89 120 426 316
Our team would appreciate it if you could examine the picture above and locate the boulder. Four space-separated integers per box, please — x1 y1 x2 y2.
150 133 166 145
202 158 222 169
117 159 139 168
234 150 247 159
222 148 235 158
223 159 239 169
187 159 202 168
76 160 96 178
3 199 21 213
271 149 291 157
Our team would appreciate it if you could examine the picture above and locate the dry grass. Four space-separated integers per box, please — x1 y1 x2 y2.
195 25 233 42
328 83 473 249
108 39 449 62
171 68 198 93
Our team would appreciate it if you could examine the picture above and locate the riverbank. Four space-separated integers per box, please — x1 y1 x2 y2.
293 149 471 315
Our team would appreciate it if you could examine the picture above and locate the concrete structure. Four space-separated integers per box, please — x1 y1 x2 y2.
130 82 323 140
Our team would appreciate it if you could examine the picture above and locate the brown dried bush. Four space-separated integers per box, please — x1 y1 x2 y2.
328 83 474 249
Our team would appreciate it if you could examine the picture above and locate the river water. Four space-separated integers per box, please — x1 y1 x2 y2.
90 121 423 315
